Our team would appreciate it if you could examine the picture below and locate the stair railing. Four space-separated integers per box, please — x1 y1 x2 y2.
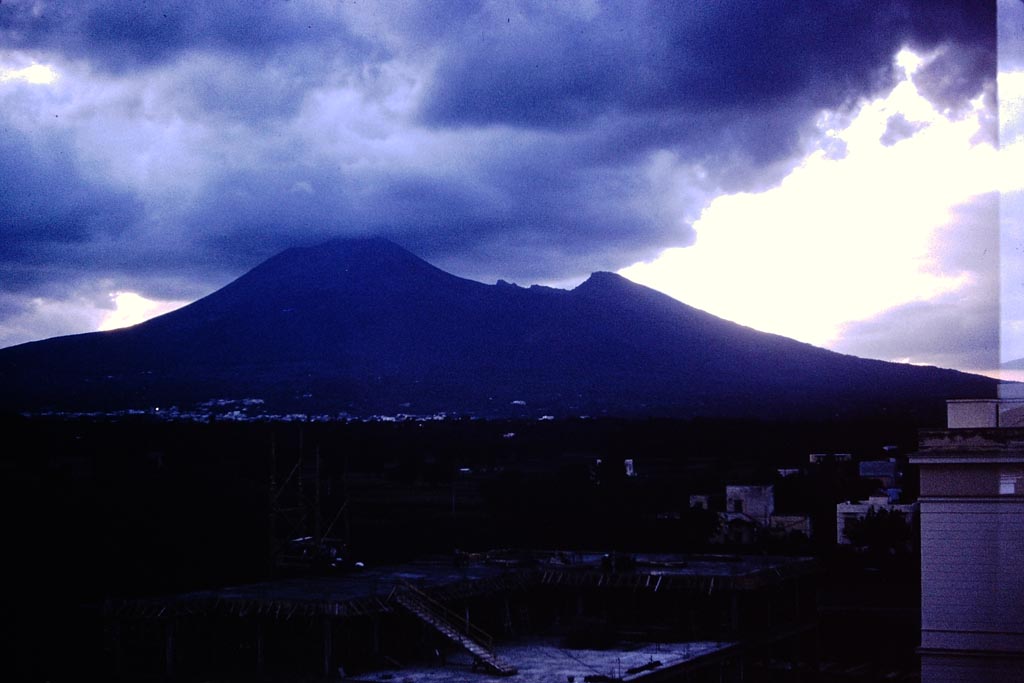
394 579 495 650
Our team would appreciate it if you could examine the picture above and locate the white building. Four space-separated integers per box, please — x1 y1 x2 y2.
910 390 1024 682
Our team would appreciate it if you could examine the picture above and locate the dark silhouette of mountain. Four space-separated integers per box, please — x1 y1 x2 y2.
0 238 996 420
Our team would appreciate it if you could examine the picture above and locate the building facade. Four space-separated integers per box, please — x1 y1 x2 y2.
911 395 1024 682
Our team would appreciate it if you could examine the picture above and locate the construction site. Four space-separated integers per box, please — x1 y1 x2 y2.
104 550 816 681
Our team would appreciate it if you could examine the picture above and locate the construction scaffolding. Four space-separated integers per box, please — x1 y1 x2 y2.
268 428 351 573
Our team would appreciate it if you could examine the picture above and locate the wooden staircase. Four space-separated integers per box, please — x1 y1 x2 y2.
391 581 517 676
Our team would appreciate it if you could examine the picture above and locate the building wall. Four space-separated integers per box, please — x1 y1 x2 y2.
919 498 1024 653
920 464 1024 497
946 400 999 428
725 485 774 523
913 418 1024 682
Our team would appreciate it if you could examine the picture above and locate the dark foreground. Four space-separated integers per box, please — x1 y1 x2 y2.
1 414 923 681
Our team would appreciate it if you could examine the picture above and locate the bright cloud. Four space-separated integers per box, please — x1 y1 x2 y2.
621 48 998 354
0 62 58 84
97 292 188 332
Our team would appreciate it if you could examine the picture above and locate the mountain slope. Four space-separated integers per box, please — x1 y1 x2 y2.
0 238 996 420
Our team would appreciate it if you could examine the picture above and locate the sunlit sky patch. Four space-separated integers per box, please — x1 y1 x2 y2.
0 62 58 84
96 292 188 332
621 46 1002 373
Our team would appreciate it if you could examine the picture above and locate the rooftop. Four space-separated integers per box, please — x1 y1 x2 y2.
945 385 1024 429
108 559 530 619
107 552 816 619
911 392 1024 463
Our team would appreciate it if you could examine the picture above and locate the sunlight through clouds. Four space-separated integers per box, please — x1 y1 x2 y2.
620 47 998 354
98 290 191 331
0 289 190 348
0 62 58 84
97 292 188 332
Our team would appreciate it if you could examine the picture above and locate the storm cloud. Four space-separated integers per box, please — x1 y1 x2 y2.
0 0 999 352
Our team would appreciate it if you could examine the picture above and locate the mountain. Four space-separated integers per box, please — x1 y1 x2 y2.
0 238 996 420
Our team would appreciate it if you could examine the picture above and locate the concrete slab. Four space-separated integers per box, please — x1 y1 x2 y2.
350 639 738 683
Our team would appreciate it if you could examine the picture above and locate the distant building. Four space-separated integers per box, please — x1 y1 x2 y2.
835 496 918 545
809 452 852 464
688 493 721 511
726 485 774 522
911 390 1024 682
711 485 813 543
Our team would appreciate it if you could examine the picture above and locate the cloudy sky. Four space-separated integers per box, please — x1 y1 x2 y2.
1 1 1019 377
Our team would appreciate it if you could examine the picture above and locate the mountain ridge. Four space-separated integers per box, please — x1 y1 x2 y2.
0 237 996 421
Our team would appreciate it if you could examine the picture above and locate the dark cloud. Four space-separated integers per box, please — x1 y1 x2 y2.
880 113 926 146
834 292 999 372
913 43 996 115
0 294 31 320
0 0 377 72
418 1 994 162
5 1 990 157
163 51 324 123
0 126 235 306
174 133 691 284
0 128 144 289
